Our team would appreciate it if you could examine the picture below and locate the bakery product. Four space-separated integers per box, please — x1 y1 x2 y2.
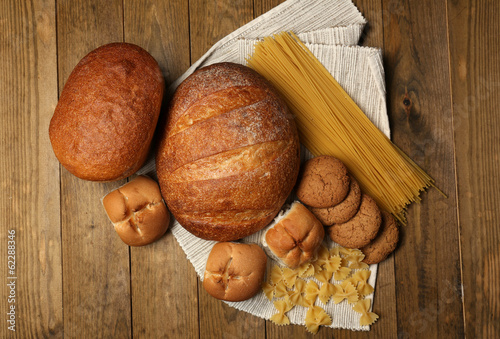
310 175 362 225
261 201 325 269
296 155 350 208
361 211 399 264
102 175 170 246
49 43 164 181
327 194 382 248
156 62 300 241
203 242 267 302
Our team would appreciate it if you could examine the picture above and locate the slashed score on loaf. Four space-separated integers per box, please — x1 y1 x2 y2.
156 62 300 241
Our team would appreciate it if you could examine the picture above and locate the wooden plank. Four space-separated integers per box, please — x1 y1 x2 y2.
189 0 254 62
253 0 283 17
353 0 384 48
198 287 266 339
187 1 267 337
0 0 62 336
122 1 199 337
447 0 500 337
382 0 464 337
128 239 200 338
123 0 191 85
56 1 132 337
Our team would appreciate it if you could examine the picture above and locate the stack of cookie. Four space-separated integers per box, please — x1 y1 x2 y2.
296 156 399 264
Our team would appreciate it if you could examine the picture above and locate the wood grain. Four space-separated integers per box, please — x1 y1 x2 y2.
198 287 265 339
124 0 191 85
0 0 62 337
123 2 198 337
253 0 283 17
353 0 384 48
56 0 131 337
382 0 464 337
189 0 254 62
447 0 500 337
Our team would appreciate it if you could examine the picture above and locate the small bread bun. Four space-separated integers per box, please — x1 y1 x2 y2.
102 175 169 246
261 201 325 269
203 242 267 302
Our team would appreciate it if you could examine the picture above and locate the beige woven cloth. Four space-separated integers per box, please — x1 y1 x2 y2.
138 0 388 331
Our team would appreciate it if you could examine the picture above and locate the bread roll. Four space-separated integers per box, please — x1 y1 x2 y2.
156 62 300 241
203 242 267 302
102 175 169 246
49 43 164 181
261 201 325 269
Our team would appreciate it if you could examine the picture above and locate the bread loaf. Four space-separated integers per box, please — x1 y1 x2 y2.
156 62 300 241
49 43 164 181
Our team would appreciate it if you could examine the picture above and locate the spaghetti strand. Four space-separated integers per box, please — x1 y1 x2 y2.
247 32 435 224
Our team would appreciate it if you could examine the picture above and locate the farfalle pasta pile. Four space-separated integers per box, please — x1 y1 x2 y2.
262 244 379 334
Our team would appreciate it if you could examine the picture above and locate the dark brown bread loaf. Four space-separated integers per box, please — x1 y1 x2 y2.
156 62 300 241
49 43 164 181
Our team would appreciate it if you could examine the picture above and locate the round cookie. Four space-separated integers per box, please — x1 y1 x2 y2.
296 155 350 208
310 175 362 225
361 211 399 264
327 194 381 248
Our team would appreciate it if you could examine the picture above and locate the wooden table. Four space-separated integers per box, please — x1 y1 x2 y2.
1 0 498 337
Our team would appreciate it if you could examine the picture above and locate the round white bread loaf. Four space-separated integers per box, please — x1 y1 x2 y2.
156 62 300 241
203 242 267 302
261 201 325 269
102 175 170 246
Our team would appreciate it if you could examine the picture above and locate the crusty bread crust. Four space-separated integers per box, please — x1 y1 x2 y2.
261 201 325 269
102 175 169 246
49 43 164 181
156 62 300 241
203 242 267 302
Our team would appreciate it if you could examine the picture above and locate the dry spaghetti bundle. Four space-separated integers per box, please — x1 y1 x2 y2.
247 32 435 223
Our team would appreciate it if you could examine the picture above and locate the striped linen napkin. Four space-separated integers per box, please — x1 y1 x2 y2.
138 0 388 331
